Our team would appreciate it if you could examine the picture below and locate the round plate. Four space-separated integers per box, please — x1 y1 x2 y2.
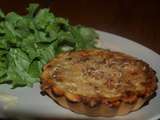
0 30 160 120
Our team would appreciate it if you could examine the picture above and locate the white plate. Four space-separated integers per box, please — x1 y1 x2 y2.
0 30 160 120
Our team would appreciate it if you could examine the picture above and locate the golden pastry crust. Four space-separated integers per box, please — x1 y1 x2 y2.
40 49 157 116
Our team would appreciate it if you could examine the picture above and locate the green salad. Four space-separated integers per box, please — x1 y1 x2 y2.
0 4 98 88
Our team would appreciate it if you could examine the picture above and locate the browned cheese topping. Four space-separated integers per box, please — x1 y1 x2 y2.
45 49 156 99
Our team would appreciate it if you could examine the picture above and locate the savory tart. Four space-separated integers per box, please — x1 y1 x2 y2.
41 49 157 116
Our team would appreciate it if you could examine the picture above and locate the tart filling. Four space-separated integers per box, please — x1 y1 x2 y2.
41 49 157 116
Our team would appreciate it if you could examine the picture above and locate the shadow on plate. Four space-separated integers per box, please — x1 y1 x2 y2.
1 117 93 120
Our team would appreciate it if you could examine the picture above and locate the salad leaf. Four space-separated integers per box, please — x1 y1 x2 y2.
0 9 5 18
27 3 39 17
0 3 98 88
34 8 55 30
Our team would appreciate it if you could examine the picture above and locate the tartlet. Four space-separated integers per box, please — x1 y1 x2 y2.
41 49 157 117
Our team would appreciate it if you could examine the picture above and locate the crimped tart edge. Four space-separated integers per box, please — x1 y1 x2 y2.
45 88 148 117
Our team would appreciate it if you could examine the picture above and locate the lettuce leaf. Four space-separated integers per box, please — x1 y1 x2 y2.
0 3 98 88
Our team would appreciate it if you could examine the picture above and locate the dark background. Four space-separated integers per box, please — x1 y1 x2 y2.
51 0 160 54
0 0 159 54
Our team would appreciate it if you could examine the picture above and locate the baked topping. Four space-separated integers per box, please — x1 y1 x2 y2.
42 49 157 101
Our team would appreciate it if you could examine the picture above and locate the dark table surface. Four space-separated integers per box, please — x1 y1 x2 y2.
52 0 160 54
0 0 160 120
